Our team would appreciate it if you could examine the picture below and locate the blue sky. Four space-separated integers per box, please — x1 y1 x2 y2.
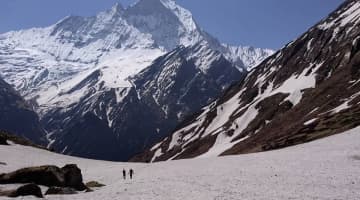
0 0 343 49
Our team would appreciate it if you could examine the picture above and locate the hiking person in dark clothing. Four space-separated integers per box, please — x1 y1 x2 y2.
122 169 126 180
129 169 134 179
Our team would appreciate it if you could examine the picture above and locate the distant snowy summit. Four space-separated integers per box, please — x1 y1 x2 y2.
0 0 273 161
223 45 275 71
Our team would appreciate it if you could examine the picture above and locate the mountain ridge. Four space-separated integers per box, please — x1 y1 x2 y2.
133 0 360 162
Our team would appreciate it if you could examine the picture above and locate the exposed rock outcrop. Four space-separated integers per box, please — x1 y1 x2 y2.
45 187 78 195
0 164 87 191
86 181 106 188
0 183 43 198
0 134 8 145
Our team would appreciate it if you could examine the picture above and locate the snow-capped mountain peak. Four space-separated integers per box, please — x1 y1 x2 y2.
160 0 199 33
223 45 275 71
0 0 273 161
111 2 124 13
124 0 204 50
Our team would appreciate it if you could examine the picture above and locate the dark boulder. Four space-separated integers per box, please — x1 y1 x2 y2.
0 164 87 191
45 187 77 195
5 184 43 198
0 165 64 186
61 164 87 191
0 135 8 145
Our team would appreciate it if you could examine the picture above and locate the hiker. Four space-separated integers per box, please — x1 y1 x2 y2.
129 169 134 179
122 169 126 180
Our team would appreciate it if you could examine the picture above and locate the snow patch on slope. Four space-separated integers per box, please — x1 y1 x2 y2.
272 61 323 106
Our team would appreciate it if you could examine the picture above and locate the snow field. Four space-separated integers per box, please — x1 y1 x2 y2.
1 126 360 199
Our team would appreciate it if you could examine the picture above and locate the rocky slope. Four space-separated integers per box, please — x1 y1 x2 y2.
0 78 46 144
46 41 244 161
134 0 360 162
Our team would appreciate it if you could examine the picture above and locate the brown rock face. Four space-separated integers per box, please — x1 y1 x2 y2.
134 0 360 162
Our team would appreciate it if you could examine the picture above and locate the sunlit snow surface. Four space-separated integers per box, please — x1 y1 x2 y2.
1 127 360 200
